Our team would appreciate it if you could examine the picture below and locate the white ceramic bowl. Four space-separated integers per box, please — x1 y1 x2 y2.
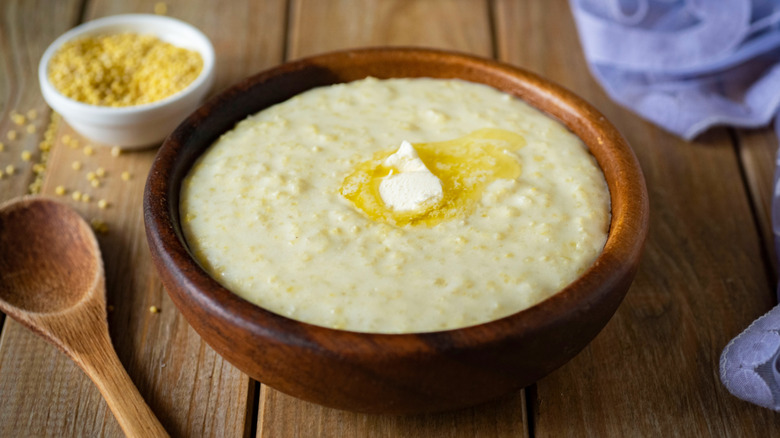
39 14 215 149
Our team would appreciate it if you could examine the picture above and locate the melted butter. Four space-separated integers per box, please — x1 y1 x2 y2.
340 128 525 226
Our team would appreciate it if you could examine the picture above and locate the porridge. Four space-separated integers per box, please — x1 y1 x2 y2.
180 77 610 333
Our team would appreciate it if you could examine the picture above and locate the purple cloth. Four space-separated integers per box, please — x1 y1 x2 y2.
569 0 780 410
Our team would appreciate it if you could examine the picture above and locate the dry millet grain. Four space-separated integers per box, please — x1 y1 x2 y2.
154 2 168 15
48 33 202 107
10 113 25 126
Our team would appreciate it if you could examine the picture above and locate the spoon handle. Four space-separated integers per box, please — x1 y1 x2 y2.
72 328 169 437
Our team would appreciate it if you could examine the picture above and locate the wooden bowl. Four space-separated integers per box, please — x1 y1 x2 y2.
144 47 649 414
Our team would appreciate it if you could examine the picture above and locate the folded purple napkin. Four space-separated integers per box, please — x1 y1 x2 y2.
569 0 780 410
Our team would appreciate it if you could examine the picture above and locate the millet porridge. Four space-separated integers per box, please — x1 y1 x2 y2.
180 77 610 333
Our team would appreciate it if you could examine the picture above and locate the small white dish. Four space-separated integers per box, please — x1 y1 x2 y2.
38 14 215 149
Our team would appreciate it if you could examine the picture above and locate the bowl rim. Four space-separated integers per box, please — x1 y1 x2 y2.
145 47 649 354
38 13 215 116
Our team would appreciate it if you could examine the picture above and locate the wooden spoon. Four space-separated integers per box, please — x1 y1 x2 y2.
0 197 168 437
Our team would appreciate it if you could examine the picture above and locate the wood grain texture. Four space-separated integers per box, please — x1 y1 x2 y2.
736 127 778 283
260 387 527 438
0 0 81 201
259 1 528 436
0 3 102 438
3 0 779 436
0 0 287 437
287 0 493 59
495 0 780 436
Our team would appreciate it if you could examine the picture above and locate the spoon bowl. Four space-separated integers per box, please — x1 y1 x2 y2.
0 198 97 313
0 197 167 437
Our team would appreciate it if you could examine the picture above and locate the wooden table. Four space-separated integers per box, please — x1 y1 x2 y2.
2 0 779 436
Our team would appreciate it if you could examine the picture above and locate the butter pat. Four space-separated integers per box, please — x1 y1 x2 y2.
379 141 443 211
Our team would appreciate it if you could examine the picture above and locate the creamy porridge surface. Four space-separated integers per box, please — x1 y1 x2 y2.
180 77 610 333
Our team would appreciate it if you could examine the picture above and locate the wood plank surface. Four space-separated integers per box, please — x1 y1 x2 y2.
495 0 780 436
0 0 81 202
257 1 529 437
736 127 778 282
287 0 493 58
0 2 94 436
0 0 287 436
2 0 780 437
